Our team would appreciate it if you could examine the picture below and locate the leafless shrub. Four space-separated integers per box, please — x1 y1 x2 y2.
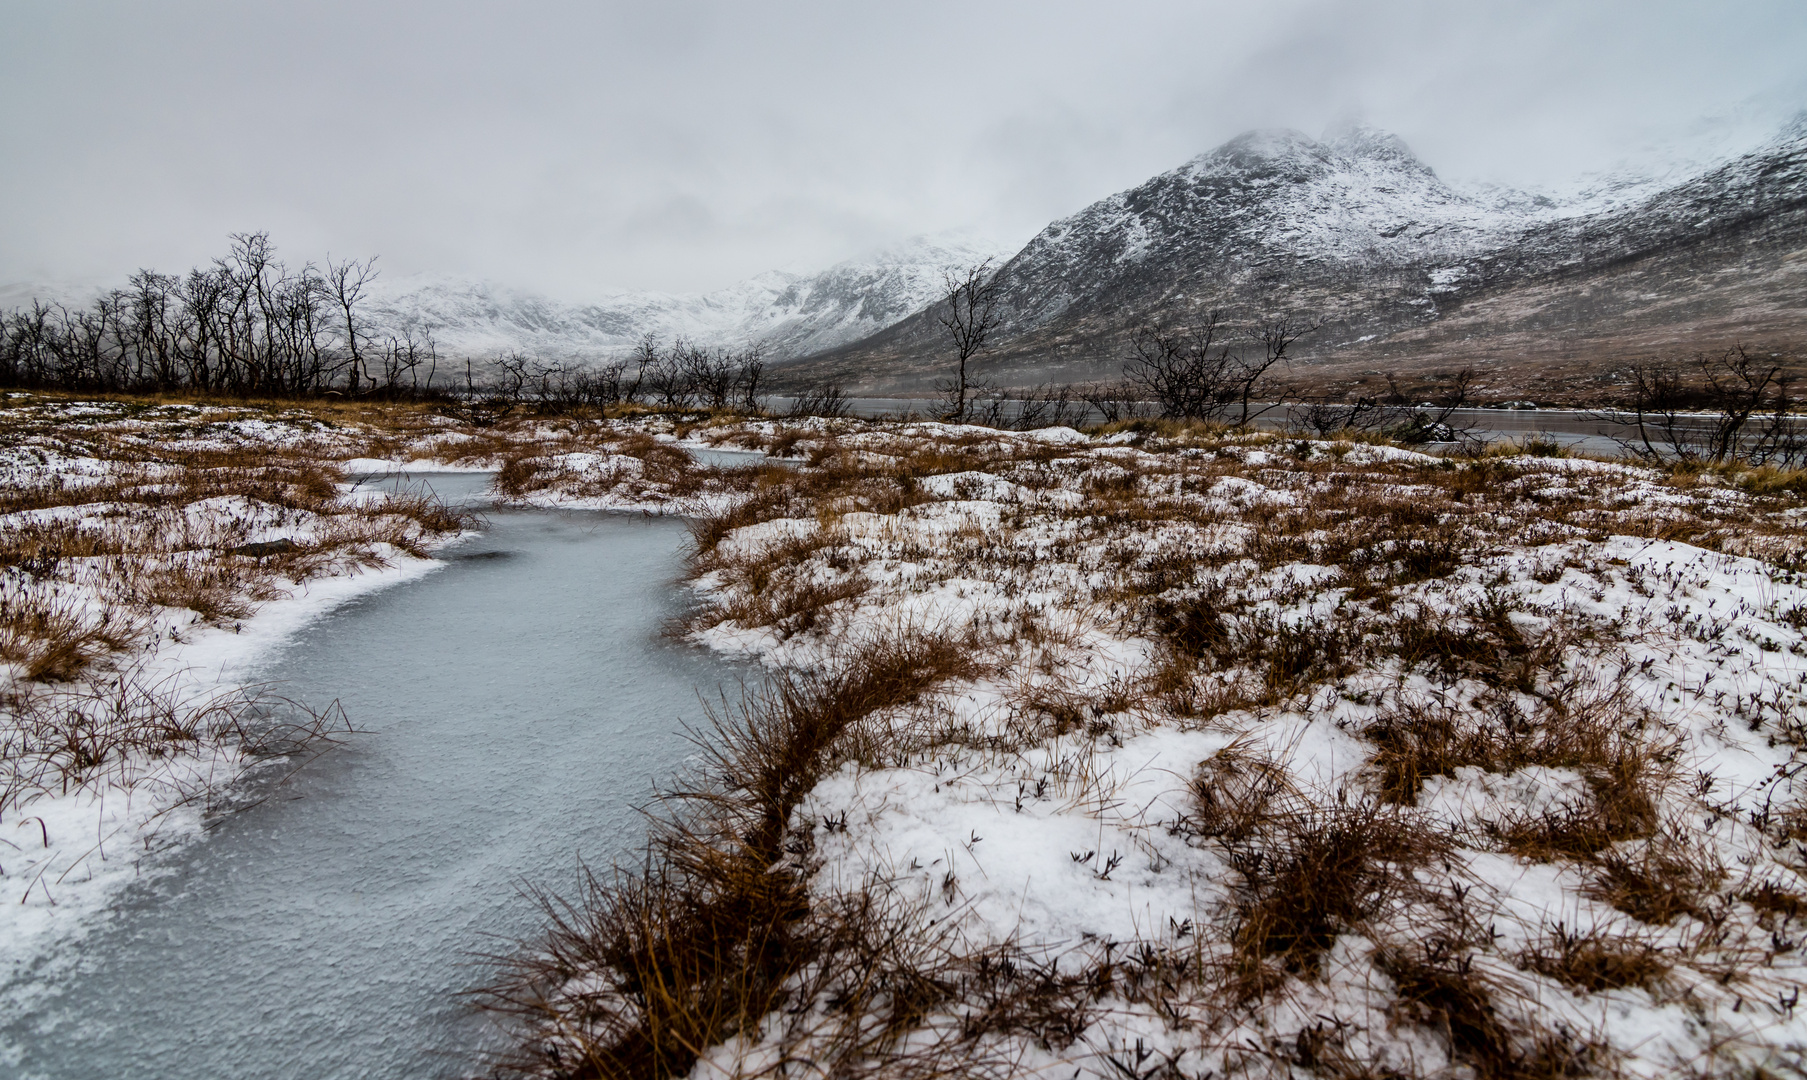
1077 381 1150 424
1591 347 1805 466
1286 393 1391 438
1124 311 1310 426
1381 368 1482 446
788 382 851 419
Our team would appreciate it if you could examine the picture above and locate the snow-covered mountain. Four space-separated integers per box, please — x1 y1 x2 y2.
361 234 1010 361
987 122 1559 332
787 116 1807 394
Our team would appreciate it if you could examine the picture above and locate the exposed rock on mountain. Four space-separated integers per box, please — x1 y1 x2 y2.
778 119 1807 401
360 234 1008 362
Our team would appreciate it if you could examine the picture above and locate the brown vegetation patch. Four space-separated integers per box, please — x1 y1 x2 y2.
1517 922 1671 994
0 423 471 682
1583 831 1726 925
1380 938 1600 1079
482 633 980 1080
1216 792 1444 981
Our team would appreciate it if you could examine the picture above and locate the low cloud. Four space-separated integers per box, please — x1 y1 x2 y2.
1 0 1802 295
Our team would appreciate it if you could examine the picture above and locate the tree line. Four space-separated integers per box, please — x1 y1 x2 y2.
441 335 768 424
927 260 1804 460
0 233 436 397
931 260 1481 442
0 233 771 411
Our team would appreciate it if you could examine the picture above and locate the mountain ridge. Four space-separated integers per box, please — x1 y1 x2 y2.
773 116 1807 400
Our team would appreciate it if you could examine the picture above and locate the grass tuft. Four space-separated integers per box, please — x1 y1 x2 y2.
481 632 979 1079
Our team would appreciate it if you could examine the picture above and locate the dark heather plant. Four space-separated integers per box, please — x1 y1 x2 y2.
1287 393 1390 438
1380 368 1481 446
788 382 851 418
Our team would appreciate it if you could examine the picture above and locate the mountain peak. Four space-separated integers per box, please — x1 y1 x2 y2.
1323 122 1430 171
1198 128 1325 170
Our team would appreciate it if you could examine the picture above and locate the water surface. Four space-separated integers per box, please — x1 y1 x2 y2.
2 476 737 1079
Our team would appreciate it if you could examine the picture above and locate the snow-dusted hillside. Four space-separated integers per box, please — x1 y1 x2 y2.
789 115 1807 391
993 122 1556 330
993 116 1806 332
361 234 1010 362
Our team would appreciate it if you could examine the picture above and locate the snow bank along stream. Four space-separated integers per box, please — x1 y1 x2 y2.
0 474 740 1080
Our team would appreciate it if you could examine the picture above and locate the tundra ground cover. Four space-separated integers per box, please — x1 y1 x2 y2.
7 392 1807 1077
485 415 1807 1079
0 395 483 966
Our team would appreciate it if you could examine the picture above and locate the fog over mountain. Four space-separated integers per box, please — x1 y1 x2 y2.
356 235 1010 362
6 2 1804 300
291 112 1807 385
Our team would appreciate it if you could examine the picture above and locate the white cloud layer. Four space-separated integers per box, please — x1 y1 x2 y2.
2 0 1803 295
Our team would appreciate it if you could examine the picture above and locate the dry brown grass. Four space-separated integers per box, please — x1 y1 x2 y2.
1223 796 1445 982
1379 937 1600 1080
481 632 982 1080
1185 744 1293 844
456 413 1807 1076
1354 667 1675 873
0 418 472 683
1481 746 1666 863
494 430 709 503
1 669 353 821
0 590 141 682
1517 922 1671 994
1583 828 1726 925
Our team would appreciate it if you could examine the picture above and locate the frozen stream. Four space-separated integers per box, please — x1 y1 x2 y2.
2 474 740 1079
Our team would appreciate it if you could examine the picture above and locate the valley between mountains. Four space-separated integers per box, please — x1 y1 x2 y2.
329 117 1807 406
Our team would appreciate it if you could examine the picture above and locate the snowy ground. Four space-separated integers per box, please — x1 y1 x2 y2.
492 416 1807 1079
8 397 1807 1078
0 397 481 978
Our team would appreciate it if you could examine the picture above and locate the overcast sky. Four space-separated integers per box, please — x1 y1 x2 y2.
3 0 1804 297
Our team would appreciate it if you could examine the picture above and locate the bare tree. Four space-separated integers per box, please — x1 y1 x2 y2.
1590 347 1800 465
677 341 739 409
647 337 696 407
0 233 406 398
327 257 378 394
1124 311 1311 425
737 346 765 412
937 260 1003 423
623 333 660 405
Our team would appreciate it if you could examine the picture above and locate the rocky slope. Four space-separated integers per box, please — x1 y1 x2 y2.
777 119 1807 400
360 234 1009 362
